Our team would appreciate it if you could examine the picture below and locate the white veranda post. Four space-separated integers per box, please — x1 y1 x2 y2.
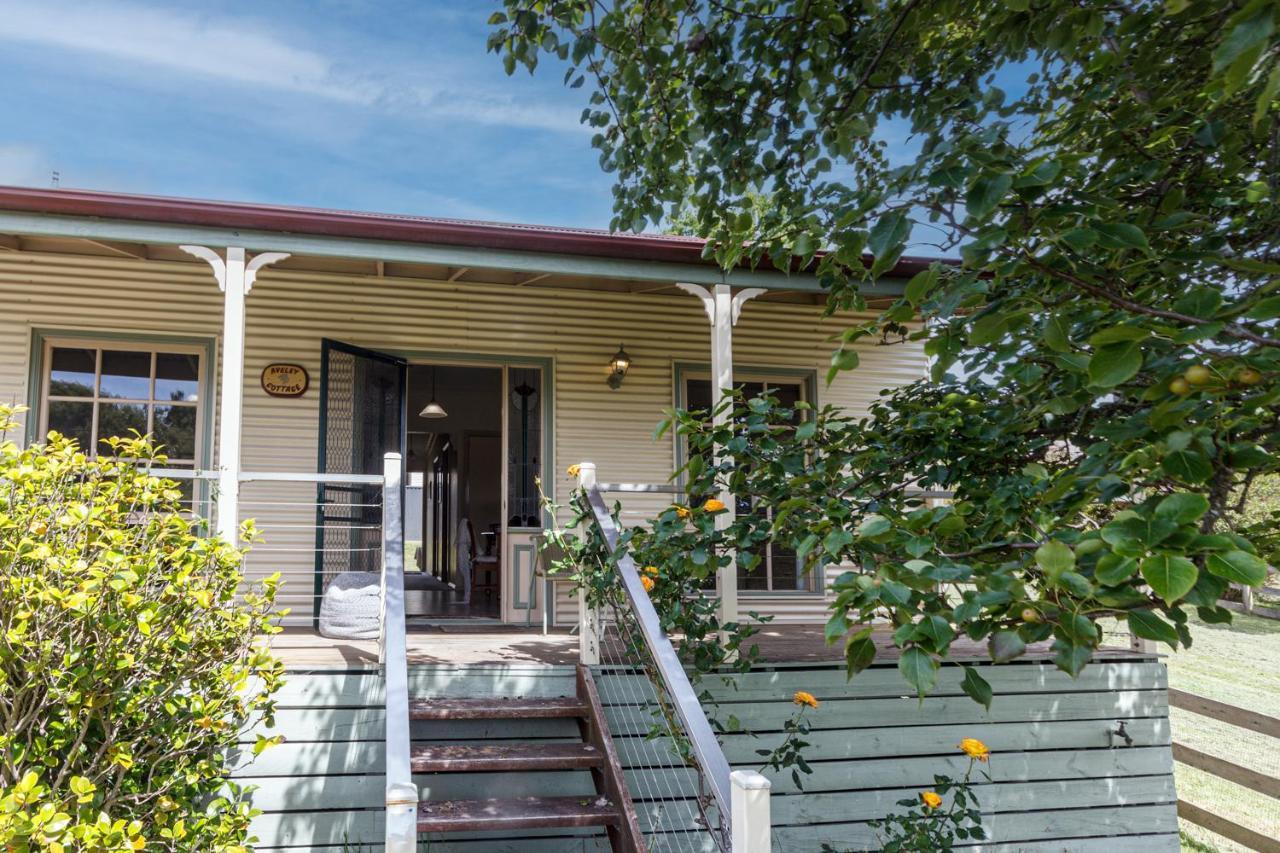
180 246 289 543
676 282 765 630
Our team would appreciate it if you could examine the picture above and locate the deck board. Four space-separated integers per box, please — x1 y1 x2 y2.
268 622 1144 669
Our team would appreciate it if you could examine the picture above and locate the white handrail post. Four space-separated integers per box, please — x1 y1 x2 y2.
381 452 417 852
577 461 602 665
731 770 772 853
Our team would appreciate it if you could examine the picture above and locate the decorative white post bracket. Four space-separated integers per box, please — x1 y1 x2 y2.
675 283 765 630
180 246 289 543
731 770 773 852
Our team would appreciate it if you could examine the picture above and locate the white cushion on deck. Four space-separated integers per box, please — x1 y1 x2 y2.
318 571 381 640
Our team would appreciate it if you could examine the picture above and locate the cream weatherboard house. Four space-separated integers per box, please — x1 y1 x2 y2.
0 187 1179 852
0 185 926 629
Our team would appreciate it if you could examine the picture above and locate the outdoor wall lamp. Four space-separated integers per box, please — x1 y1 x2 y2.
607 343 632 389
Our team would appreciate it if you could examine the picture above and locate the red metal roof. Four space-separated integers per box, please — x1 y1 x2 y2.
0 185 940 276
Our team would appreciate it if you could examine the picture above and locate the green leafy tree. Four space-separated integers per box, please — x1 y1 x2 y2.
491 1 1279 698
0 406 284 851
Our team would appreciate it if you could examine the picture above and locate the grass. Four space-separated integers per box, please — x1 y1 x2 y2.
1164 609 1280 852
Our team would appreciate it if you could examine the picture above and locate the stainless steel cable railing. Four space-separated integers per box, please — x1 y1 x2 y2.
576 463 772 853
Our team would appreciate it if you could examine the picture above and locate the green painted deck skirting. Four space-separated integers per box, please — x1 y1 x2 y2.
235 660 1178 851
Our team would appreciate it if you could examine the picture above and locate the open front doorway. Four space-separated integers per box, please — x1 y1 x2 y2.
317 342 550 624
405 364 504 619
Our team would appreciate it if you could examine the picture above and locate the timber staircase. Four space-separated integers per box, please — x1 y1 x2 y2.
411 664 646 851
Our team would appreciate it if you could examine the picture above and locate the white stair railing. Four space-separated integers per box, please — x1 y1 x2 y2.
379 453 417 851
576 463 771 853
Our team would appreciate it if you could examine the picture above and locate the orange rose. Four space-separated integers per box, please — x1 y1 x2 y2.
958 737 990 761
920 790 942 809
792 691 819 709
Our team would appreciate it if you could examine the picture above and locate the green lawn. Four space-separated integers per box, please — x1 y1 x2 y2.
1165 609 1280 852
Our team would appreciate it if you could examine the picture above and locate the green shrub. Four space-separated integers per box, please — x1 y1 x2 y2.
0 405 284 851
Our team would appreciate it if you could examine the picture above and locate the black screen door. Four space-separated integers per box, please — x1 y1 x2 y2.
314 339 406 619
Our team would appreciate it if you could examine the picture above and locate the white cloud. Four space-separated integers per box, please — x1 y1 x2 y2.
0 144 53 186
0 1 584 133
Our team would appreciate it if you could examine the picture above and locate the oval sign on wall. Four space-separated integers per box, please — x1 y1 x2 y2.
261 363 309 397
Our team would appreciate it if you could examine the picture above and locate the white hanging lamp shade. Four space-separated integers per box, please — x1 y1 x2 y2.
419 367 448 418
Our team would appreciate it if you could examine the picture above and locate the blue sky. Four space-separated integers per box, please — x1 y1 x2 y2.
0 1 615 226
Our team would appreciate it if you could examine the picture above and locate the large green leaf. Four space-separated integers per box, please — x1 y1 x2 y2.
898 646 938 698
1154 493 1210 525
868 211 909 258
1035 540 1075 580
1095 553 1138 586
1087 341 1143 387
988 630 1026 663
1128 609 1179 648
1206 550 1268 586
1161 449 1213 484
845 627 877 677
960 666 993 710
966 173 1013 219
1140 554 1198 603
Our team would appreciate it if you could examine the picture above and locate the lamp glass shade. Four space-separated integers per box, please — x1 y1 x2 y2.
611 345 631 373
419 400 448 418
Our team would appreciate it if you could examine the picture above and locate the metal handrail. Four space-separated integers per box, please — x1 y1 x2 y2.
581 481 734 840
379 453 417 850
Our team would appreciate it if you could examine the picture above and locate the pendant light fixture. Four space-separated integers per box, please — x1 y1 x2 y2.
419 366 448 419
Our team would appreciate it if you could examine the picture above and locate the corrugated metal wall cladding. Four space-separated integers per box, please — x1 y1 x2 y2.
1 252 925 625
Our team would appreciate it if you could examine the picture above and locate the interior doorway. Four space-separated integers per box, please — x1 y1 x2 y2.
405 364 504 619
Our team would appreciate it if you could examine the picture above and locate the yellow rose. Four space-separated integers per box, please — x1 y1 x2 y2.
792 690 819 709
640 575 655 593
673 505 692 520
958 737 990 761
920 790 942 809
566 464 581 478
642 565 659 577
702 498 727 512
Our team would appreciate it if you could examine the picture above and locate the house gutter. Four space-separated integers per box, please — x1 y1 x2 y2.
0 186 935 293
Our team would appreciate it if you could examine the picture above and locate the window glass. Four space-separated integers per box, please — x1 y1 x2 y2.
507 367 542 528
97 403 148 445
100 350 152 399
153 405 197 458
47 400 92 447
155 353 199 402
49 348 96 396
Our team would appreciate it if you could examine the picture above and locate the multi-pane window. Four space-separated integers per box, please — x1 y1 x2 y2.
684 375 817 594
41 341 204 467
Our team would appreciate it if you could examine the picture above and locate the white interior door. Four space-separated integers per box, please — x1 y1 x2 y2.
502 364 547 625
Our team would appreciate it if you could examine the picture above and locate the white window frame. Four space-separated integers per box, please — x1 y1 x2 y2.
39 337 207 465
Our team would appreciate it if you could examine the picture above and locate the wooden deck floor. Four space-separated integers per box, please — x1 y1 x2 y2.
270 623 1141 668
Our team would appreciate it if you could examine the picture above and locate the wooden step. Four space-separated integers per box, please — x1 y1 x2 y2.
411 742 603 772
418 795 618 833
409 696 588 720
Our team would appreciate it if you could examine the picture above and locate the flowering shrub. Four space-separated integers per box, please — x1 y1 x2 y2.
0 405 284 851
823 738 991 852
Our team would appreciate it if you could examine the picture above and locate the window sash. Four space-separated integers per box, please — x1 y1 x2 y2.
39 339 205 465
